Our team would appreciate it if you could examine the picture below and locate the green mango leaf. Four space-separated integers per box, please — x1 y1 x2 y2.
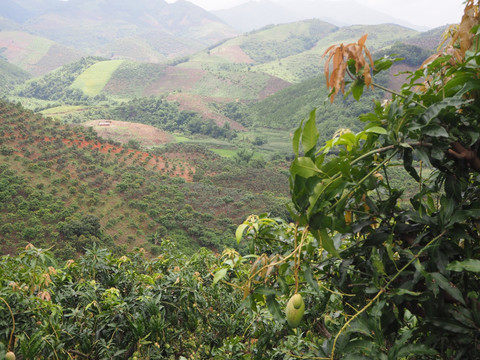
422 97 466 125
351 78 365 101
429 318 471 334
430 272 465 306
292 119 304 157
423 124 449 138
317 228 340 257
235 223 249 243
254 286 282 296
307 179 331 218
212 268 228 285
304 265 321 293
403 148 420 181
447 259 480 272
266 294 284 322
373 57 394 73
365 126 387 135
301 109 319 156
291 157 322 178
397 344 437 357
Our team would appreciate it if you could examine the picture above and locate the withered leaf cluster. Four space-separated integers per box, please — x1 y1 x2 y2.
322 34 374 102
423 0 479 68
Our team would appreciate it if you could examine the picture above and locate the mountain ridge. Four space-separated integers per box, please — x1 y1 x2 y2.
213 0 430 33
0 0 238 57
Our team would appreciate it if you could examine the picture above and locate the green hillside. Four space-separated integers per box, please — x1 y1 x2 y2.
245 74 387 143
97 37 167 63
0 31 53 70
71 60 125 97
0 99 289 258
183 19 336 68
0 58 30 95
4 21 442 152
102 61 168 97
253 23 419 82
0 31 84 76
181 22 419 84
6 0 238 55
238 19 338 63
15 57 105 103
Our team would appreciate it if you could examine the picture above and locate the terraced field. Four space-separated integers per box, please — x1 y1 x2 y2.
71 60 125 96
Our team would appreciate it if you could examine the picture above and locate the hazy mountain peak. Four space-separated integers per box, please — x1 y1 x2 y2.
1 0 238 53
214 0 429 32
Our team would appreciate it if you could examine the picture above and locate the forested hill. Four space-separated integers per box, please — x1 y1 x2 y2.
0 100 290 259
0 58 30 96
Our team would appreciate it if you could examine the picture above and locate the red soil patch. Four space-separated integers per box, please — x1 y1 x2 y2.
82 120 173 147
167 93 247 131
259 77 292 99
44 135 194 182
32 44 84 76
211 45 254 64
144 66 206 96
388 63 417 92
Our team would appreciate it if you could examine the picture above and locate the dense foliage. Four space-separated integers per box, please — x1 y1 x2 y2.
0 59 30 96
15 57 106 104
225 3 480 358
247 72 389 143
0 245 247 359
374 42 434 67
0 100 289 258
1 4 479 360
240 20 337 63
66 97 237 140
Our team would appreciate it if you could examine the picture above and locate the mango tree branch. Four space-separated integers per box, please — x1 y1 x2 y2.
0 296 15 352
329 229 447 360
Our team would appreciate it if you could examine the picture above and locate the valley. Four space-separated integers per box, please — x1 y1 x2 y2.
0 0 446 258
1 0 478 359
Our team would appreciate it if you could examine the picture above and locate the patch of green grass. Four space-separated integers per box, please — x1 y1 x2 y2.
40 105 87 115
7 96 53 111
238 128 293 154
71 60 125 96
174 135 191 142
210 148 237 157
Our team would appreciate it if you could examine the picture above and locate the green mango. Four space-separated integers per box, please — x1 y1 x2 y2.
286 293 305 328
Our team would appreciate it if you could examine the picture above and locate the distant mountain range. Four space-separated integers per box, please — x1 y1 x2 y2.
213 0 429 32
0 0 238 57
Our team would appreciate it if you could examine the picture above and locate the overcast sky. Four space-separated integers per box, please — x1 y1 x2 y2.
166 0 466 29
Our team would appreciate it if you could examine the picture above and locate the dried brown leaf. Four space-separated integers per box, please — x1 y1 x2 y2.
358 33 368 47
322 34 374 102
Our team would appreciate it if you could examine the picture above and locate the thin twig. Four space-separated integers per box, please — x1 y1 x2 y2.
329 230 447 359
0 296 15 351
371 82 428 109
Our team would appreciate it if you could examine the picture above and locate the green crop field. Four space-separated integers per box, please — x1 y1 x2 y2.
40 105 88 116
71 60 125 96
210 148 237 157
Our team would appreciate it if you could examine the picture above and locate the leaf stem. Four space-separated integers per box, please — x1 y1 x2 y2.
329 229 447 359
370 82 428 109
0 296 15 351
